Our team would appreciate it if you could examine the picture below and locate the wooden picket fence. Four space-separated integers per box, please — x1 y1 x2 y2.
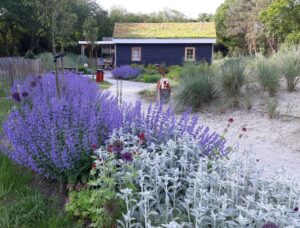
0 57 42 94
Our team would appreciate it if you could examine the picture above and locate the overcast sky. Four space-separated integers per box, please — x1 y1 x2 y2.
97 0 225 19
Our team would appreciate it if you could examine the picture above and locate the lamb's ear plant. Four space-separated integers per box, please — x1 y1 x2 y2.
79 129 300 227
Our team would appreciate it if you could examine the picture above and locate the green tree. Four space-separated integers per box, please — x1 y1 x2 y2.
260 0 300 44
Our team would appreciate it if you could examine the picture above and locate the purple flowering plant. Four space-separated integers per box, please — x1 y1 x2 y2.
112 65 141 80
3 73 124 180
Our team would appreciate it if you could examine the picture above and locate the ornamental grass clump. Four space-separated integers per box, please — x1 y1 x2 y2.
276 46 300 92
174 63 217 110
3 73 124 180
255 57 280 96
218 58 246 100
112 65 141 80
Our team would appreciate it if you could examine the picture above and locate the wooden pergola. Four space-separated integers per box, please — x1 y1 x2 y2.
78 39 115 68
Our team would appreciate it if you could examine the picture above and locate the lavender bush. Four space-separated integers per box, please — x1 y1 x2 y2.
112 65 141 80
88 130 300 227
3 73 124 179
123 101 227 157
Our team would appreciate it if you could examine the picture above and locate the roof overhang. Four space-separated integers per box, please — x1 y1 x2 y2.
113 38 216 44
78 41 115 45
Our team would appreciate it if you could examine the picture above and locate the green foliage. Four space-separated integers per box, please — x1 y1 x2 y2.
218 58 246 99
174 63 217 110
137 74 161 83
276 46 300 92
166 65 182 80
143 64 159 75
259 0 300 44
139 87 157 100
255 57 280 96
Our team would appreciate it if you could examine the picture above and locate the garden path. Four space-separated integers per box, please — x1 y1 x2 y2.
104 71 155 105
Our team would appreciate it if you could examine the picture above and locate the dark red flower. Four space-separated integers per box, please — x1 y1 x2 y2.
107 144 113 153
294 207 299 212
91 144 97 150
256 159 260 162
228 118 234 123
139 132 145 141
22 91 29 97
242 127 247 132
92 163 96 169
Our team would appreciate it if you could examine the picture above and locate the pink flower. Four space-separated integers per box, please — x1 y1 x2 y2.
228 118 234 123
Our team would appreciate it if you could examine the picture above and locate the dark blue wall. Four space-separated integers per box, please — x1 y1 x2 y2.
116 43 213 66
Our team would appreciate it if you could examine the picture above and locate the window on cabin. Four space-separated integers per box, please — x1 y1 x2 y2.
185 47 196 61
131 47 141 61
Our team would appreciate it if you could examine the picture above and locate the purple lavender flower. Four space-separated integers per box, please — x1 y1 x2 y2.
121 152 133 162
12 92 21 102
112 65 141 80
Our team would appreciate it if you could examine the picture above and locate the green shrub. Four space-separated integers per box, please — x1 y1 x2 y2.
255 58 280 96
143 64 158 75
137 73 161 83
130 63 144 72
166 65 182 80
219 58 246 99
174 63 217 110
276 47 300 92
66 176 125 227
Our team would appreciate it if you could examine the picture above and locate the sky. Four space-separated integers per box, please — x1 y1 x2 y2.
97 0 225 19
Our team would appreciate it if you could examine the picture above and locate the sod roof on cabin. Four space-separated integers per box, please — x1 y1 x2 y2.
113 22 216 39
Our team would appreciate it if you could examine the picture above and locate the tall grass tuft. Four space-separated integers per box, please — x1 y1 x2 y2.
218 58 246 99
255 58 280 97
266 97 278 119
276 47 300 92
174 63 217 110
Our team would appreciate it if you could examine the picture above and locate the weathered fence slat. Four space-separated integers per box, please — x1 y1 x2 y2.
0 57 41 94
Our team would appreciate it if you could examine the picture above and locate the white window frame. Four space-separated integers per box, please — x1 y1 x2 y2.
185 47 196 61
131 47 142 61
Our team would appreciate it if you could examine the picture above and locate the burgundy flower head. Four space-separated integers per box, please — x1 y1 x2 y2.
294 207 299 212
139 132 145 141
242 127 247 132
91 144 97 150
12 92 21 102
112 140 124 153
107 144 113 153
122 152 133 162
228 117 234 123
92 162 96 169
